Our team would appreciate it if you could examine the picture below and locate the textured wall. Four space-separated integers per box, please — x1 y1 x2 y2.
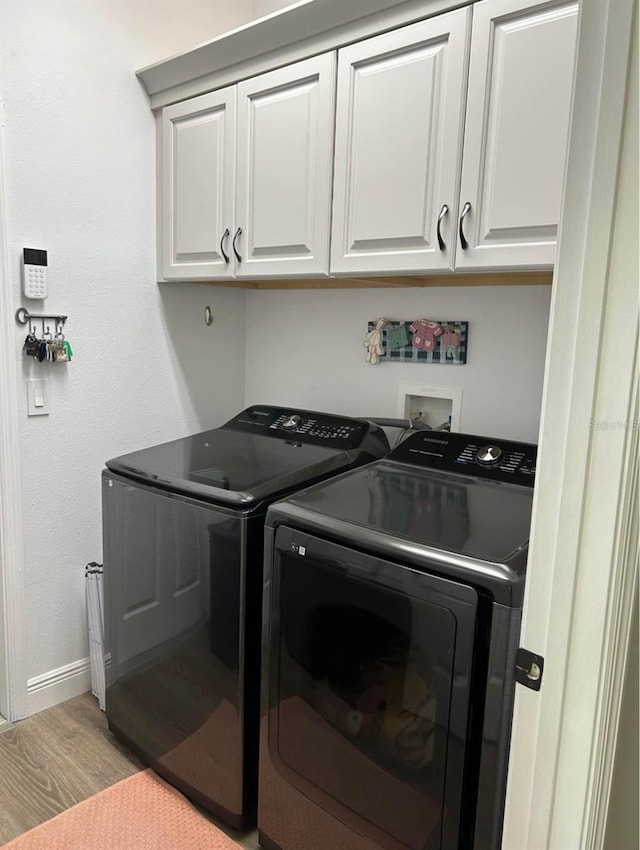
0 0 552 694
0 0 252 681
252 0 301 19
245 285 551 443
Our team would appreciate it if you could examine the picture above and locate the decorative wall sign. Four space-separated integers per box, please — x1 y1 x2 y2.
365 320 469 364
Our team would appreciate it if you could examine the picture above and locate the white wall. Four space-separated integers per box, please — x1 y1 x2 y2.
0 0 253 688
252 0 303 19
245 286 551 443
0 0 552 709
115 0 255 68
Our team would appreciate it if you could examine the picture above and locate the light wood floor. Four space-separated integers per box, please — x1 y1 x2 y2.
0 693 259 848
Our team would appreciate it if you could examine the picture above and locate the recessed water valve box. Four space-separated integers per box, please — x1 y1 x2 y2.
398 382 462 431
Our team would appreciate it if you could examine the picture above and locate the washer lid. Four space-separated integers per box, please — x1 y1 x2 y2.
282 461 534 565
105 428 352 506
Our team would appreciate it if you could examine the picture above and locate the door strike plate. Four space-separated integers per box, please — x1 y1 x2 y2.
515 648 544 691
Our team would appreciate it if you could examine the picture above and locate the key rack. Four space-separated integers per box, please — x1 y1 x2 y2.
17 307 73 362
15 306 68 334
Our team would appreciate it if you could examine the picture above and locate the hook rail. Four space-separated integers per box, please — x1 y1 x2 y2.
15 307 68 326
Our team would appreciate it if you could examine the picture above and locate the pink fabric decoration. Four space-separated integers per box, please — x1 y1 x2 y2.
409 320 444 352
441 330 461 349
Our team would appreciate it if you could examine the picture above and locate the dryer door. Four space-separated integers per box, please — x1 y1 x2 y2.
263 526 483 850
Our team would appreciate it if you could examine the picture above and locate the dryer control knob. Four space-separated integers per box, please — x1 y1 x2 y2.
476 445 503 465
280 414 302 431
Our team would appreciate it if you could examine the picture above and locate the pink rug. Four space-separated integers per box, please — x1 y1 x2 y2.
1 769 243 850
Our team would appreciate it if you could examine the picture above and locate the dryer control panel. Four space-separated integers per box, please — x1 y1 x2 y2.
223 405 369 450
390 431 537 487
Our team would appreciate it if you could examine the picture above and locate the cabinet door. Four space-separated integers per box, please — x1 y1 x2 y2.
455 0 578 270
330 9 471 275
161 88 236 280
235 54 336 278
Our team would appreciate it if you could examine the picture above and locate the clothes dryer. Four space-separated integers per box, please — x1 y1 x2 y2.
259 429 537 850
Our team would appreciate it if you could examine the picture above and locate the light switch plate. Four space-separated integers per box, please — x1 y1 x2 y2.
27 378 49 416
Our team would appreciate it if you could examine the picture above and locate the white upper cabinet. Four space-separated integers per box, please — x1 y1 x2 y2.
161 87 236 280
330 0 577 275
455 0 579 270
235 54 336 278
156 0 578 282
330 9 471 275
159 53 335 281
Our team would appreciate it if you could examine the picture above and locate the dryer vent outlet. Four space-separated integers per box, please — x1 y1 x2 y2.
398 383 462 432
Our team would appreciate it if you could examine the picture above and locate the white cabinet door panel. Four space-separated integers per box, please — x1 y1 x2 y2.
235 53 335 278
331 9 471 275
456 0 578 269
161 88 236 280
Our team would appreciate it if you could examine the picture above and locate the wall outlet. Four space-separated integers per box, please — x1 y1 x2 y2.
398 382 462 431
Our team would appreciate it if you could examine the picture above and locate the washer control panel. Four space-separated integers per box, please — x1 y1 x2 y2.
390 431 537 486
223 405 368 450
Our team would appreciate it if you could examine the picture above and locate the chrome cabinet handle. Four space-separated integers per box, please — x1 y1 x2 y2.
436 204 449 251
232 227 242 262
459 201 471 250
220 228 230 263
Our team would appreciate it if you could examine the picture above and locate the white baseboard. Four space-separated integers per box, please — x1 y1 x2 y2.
27 657 92 717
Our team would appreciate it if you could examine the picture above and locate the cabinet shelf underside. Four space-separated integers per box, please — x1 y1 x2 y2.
180 271 553 289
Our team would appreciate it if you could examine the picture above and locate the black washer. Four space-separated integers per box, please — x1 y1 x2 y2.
102 405 388 830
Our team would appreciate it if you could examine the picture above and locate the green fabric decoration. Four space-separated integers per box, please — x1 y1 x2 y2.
387 324 410 349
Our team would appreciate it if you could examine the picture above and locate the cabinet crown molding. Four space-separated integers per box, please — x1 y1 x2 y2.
136 0 468 110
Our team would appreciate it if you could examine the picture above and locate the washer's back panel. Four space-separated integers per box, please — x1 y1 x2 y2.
388 430 537 487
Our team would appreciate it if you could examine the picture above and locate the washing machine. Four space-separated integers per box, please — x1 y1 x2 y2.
258 429 537 850
101 405 388 830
